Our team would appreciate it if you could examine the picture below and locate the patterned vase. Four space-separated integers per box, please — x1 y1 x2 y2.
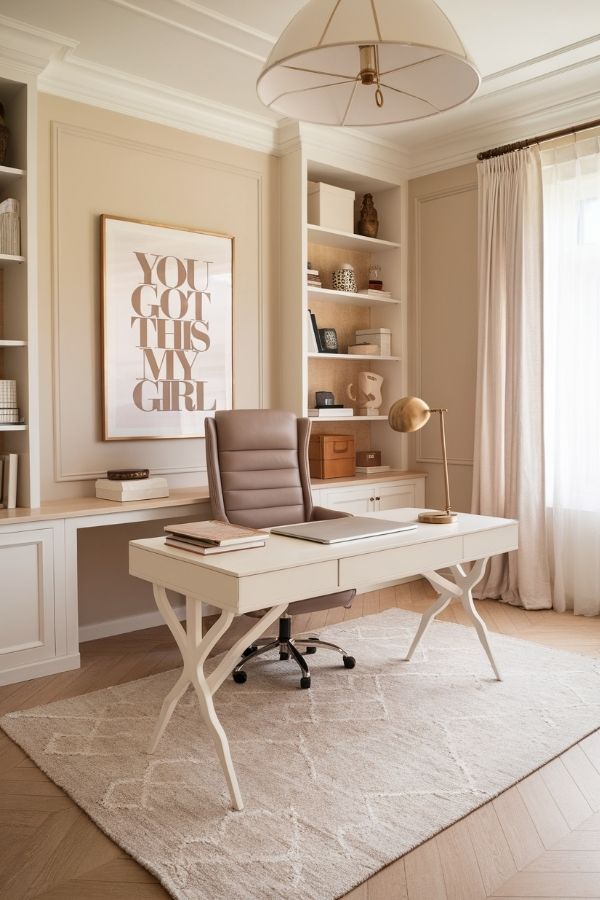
332 264 357 292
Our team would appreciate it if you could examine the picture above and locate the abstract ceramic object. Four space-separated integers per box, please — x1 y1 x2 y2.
357 194 379 238
332 263 357 292
347 371 384 415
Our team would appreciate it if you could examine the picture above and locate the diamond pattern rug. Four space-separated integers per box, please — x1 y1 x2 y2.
2 608 600 900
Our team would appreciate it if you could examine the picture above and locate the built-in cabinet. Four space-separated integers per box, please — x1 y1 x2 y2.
0 64 39 508
313 476 425 515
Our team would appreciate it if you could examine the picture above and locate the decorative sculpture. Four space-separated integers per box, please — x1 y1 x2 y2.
356 193 379 238
347 371 384 416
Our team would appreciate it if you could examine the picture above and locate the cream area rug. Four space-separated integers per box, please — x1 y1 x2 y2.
3 608 600 900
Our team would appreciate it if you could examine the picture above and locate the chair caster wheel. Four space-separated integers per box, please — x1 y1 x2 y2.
232 670 247 684
343 656 356 669
279 651 289 661
304 646 317 655
242 645 257 657
300 676 311 689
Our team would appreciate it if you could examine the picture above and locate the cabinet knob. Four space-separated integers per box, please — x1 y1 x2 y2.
369 497 375 502
375 496 381 501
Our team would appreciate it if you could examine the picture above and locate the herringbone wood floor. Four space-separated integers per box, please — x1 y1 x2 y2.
2 581 600 900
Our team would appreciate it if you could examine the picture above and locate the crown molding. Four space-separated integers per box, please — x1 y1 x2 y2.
0 14 76 79
39 53 279 155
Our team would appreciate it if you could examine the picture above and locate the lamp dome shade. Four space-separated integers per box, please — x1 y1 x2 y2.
388 396 431 433
256 0 480 126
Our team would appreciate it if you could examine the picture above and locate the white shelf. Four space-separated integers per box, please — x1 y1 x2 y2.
308 352 400 362
0 164 25 187
0 253 25 268
309 415 389 422
0 339 26 347
307 286 400 306
307 224 400 252
0 424 26 431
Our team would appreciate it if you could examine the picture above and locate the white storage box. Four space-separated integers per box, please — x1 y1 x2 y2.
307 181 355 233
95 476 169 502
355 328 392 356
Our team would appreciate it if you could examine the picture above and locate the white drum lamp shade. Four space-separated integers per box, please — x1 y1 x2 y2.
257 0 479 126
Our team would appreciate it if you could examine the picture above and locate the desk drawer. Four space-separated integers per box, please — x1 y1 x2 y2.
463 524 518 560
339 537 463 587
238 560 339 614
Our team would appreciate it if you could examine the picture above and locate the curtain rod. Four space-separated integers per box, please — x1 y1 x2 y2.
477 116 600 161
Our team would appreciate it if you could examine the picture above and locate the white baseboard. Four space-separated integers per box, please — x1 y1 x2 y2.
0 653 81 687
79 606 186 643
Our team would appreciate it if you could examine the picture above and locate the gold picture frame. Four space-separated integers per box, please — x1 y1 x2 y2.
101 214 233 440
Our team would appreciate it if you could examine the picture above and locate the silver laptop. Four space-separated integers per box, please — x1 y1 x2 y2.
271 516 417 545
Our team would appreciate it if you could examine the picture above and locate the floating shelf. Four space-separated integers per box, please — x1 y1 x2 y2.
307 286 401 307
0 164 25 188
307 224 400 253
308 352 400 362
0 339 26 347
0 254 25 268
0 424 26 431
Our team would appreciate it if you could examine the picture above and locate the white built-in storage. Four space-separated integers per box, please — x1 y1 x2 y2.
279 146 411 474
0 63 39 508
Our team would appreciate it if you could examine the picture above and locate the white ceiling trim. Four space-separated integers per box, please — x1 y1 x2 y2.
167 0 276 44
103 0 270 61
39 53 279 155
0 14 77 77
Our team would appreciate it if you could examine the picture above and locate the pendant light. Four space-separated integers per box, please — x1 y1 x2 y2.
257 0 479 126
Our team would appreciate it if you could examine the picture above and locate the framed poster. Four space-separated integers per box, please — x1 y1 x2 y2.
101 215 233 440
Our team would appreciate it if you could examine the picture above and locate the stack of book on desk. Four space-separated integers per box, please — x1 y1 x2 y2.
164 520 268 555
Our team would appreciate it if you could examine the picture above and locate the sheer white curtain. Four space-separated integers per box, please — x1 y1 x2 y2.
472 148 551 608
542 136 600 616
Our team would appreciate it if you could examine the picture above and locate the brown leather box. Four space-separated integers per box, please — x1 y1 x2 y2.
356 450 381 467
309 434 355 479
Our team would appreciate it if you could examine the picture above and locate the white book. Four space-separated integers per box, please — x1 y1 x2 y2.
0 453 18 508
306 310 318 353
355 465 392 474
308 408 354 417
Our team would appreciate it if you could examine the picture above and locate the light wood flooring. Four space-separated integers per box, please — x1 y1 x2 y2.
1 581 600 900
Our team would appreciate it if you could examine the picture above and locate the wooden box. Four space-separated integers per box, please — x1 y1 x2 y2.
356 450 381 467
309 434 355 479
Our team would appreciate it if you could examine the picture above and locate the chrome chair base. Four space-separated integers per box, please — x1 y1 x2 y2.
232 619 356 689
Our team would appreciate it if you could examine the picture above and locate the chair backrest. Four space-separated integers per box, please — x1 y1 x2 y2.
205 409 314 529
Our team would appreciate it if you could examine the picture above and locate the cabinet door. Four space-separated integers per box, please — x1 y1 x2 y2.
321 486 374 514
0 528 57 670
374 483 416 512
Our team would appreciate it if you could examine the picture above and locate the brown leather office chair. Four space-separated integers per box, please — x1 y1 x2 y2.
205 409 356 689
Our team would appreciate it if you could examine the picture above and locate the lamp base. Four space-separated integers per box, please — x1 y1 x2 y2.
418 510 457 525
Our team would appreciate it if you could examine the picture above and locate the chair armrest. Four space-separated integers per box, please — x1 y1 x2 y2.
311 505 352 521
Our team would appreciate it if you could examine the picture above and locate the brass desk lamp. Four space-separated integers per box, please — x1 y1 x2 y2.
388 396 457 525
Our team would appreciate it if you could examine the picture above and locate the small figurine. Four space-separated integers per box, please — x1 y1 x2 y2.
356 193 379 238
347 371 384 416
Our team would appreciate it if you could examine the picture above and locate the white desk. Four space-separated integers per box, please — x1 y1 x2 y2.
129 508 518 811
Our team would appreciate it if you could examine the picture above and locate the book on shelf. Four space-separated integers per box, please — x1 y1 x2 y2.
0 452 18 509
355 465 392 474
307 279 322 288
367 289 392 298
308 408 354 417
165 536 266 555
307 268 320 277
164 519 268 547
309 311 324 351
306 310 319 353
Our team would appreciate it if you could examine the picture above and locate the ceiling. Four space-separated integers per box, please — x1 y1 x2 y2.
1 0 599 173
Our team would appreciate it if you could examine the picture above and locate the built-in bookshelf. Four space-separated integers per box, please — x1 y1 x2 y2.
279 150 409 472
0 67 39 506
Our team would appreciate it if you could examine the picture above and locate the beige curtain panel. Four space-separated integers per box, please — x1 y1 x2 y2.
472 147 551 609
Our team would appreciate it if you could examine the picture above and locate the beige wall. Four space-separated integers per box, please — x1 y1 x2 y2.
38 94 279 501
408 163 478 512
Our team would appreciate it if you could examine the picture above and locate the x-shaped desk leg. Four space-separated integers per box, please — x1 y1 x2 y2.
405 557 502 680
148 585 288 810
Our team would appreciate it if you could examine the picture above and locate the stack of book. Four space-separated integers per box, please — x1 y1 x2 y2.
308 407 353 417
164 520 268 555
367 288 392 298
0 198 20 256
307 267 322 288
